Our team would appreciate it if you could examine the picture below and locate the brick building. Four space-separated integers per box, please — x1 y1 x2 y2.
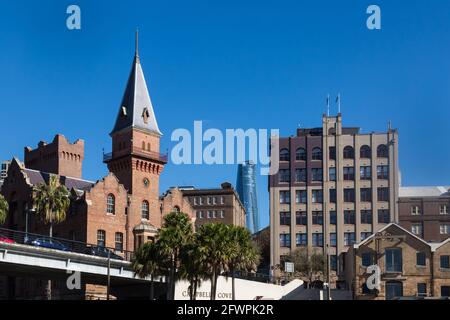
175 182 246 230
0 35 192 299
345 223 450 299
399 186 450 242
269 113 399 283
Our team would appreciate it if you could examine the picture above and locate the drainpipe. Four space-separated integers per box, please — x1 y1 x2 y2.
430 251 435 297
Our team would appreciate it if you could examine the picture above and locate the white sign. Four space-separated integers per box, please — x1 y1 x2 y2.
285 262 294 273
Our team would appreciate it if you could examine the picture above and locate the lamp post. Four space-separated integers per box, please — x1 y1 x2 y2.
24 203 35 243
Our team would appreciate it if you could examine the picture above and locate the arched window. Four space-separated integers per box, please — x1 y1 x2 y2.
147 143 151 151
377 144 388 158
296 148 306 161
360 145 371 159
97 230 106 247
280 149 290 162
142 200 149 220
312 147 322 161
142 141 146 150
107 194 115 215
343 146 355 159
173 206 180 213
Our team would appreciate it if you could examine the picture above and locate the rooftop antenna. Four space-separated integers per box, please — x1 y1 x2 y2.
336 93 341 114
388 120 392 131
326 94 330 116
135 28 140 62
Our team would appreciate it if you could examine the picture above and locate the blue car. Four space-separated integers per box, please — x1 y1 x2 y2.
29 238 70 252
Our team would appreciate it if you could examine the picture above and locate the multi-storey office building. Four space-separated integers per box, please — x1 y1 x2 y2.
399 186 450 242
180 182 246 230
269 113 399 279
236 161 260 234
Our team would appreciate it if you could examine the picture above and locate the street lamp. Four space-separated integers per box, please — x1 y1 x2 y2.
24 203 35 243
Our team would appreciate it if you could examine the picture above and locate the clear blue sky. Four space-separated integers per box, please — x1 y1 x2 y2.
1 0 450 230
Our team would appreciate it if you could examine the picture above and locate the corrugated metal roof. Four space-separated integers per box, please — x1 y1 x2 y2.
399 186 450 198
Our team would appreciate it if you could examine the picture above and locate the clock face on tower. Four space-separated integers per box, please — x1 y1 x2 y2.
143 178 149 188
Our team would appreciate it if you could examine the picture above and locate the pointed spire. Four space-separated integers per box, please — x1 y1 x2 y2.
111 31 162 136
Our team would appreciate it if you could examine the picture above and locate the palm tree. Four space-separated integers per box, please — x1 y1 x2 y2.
179 236 207 300
157 211 194 300
197 223 230 300
0 194 8 225
131 241 167 300
227 225 259 300
33 175 70 238
32 174 70 300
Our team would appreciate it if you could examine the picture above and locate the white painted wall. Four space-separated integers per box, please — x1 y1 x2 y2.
175 277 303 300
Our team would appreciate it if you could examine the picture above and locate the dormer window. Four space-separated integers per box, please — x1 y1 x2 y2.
142 107 150 124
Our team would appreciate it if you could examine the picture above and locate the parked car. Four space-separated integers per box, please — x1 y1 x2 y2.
85 245 124 260
29 238 69 251
0 235 15 244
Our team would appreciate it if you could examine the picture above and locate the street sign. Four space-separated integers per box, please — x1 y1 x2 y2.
285 262 294 273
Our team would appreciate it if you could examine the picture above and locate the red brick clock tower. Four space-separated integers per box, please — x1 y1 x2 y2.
104 32 167 251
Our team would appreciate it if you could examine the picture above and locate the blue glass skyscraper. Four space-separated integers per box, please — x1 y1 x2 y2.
236 161 259 234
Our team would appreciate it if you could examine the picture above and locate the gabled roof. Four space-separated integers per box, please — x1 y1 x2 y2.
22 168 95 192
354 223 431 249
111 31 162 136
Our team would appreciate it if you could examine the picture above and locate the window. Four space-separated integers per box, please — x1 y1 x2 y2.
199 197 204 205
280 212 291 226
141 200 149 220
312 233 324 247
312 211 323 225
378 209 390 223
312 147 322 160
440 205 448 215
280 234 291 248
330 233 337 247
411 223 423 237
344 233 356 246
295 168 307 182
312 190 323 203
207 211 212 218
212 197 217 205
207 196 212 205
219 210 225 218
361 232 372 240
377 166 389 180
440 224 450 235
343 167 355 180
173 206 180 213
97 230 106 247
343 146 354 159
212 210 217 218
194 197 198 205
329 189 337 203
344 188 355 202
377 187 389 202
361 210 373 224
360 188 372 202
417 283 427 297
115 232 123 251
416 252 426 267
362 252 373 267
279 191 291 204
296 211 307 225
312 168 323 181
360 145 371 158
142 141 146 150
441 255 450 269
329 167 336 181
385 281 403 300
197 211 203 219
329 147 336 160
442 286 450 297
279 169 290 183
280 149 290 161
296 148 306 161
411 206 421 215
330 211 337 225
344 210 355 224
296 233 307 246
107 194 115 215
220 196 225 204
360 166 371 180
296 190 307 204
385 248 402 272
330 255 338 271
377 144 388 158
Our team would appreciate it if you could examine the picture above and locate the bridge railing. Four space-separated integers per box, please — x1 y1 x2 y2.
0 227 135 262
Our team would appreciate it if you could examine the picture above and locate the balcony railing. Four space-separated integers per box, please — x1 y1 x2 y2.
103 147 168 163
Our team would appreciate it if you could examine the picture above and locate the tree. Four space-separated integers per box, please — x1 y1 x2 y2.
227 225 259 300
197 223 230 300
32 174 70 300
252 227 270 268
0 194 8 225
33 175 70 238
179 237 207 300
158 211 194 300
289 248 325 288
131 241 167 300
